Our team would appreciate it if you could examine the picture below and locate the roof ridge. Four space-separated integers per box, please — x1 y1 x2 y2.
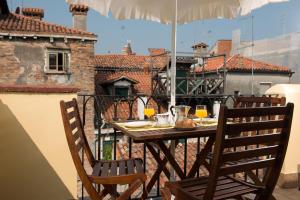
234 54 289 69
0 12 96 38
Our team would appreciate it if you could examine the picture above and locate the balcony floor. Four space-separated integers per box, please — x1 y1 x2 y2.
274 187 300 200
79 187 300 199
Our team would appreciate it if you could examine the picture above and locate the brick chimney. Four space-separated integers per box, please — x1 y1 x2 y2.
69 4 89 31
22 8 44 20
122 41 135 55
192 42 209 57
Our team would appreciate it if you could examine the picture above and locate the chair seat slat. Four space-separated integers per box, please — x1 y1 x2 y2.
68 111 76 120
101 162 110 177
127 159 134 174
64 101 76 109
73 130 81 141
70 121 77 131
119 160 126 175
92 162 102 176
110 161 118 176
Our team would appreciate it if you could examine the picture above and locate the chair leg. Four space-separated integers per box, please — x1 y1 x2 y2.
117 179 143 200
161 187 172 200
103 184 120 199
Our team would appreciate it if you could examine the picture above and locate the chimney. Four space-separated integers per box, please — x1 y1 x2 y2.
22 8 44 20
69 4 89 31
192 42 209 58
122 41 135 55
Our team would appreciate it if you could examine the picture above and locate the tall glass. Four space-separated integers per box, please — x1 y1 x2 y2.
195 105 208 125
144 107 155 120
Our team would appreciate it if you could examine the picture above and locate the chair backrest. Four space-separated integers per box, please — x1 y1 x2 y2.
60 98 100 200
204 103 294 199
234 96 286 108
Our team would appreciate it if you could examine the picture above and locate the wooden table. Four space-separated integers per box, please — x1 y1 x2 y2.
110 121 217 195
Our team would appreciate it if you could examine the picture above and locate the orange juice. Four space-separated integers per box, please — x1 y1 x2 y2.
195 109 208 118
144 108 155 118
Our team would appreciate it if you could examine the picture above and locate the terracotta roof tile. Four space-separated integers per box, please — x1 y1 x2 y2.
0 13 96 38
94 54 168 70
195 55 291 73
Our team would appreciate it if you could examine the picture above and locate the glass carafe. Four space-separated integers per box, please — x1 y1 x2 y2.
170 105 191 123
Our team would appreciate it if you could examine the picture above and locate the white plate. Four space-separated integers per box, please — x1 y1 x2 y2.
193 118 218 123
124 121 153 128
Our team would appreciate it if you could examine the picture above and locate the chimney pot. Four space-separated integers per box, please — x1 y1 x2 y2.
69 4 89 31
22 8 44 20
122 41 135 55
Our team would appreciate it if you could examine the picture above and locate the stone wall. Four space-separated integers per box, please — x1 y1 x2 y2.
0 38 95 141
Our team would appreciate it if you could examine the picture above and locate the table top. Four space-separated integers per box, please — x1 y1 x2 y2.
109 121 217 143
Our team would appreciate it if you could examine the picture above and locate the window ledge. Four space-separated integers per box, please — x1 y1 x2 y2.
45 71 72 75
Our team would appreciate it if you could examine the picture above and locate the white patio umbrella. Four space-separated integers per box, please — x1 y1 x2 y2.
66 0 288 107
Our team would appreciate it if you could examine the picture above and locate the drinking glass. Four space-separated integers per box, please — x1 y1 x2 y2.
144 107 155 119
195 105 208 125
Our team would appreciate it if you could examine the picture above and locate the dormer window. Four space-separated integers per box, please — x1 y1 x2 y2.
46 49 70 73
99 76 139 98
115 86 129 98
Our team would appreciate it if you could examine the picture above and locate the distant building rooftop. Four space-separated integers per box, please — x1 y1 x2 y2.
194 55 292 74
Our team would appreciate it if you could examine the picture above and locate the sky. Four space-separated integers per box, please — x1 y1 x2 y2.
7 0 300 55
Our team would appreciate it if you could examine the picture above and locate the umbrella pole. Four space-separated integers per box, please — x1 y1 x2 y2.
170 0 178 182
170 0 177 108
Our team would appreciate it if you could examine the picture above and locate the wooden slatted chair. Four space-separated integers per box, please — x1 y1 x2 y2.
163 103 294 200
60 98 147 200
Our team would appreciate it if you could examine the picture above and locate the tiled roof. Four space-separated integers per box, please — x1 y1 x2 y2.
195 55 291 73
117 141 208 186
0 84 79 93
100 75 139 85
96 71 152 93
94 54 168 70
0 13 96 38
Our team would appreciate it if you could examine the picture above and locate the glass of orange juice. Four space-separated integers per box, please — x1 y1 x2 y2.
144 107 155 120
195 105 208 125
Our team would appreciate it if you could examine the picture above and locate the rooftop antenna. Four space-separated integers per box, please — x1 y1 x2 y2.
251 15 254 95
280 14 286 35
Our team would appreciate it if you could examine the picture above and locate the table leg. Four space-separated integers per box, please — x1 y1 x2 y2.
157 141 186 180
145 141 179 194
187 136 214 178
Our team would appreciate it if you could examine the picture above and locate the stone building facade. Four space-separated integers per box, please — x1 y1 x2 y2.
0 1 97 140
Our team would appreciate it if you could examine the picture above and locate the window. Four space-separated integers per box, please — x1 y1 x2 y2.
259 82 272 94
115 87 129 98
46 49 70 73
